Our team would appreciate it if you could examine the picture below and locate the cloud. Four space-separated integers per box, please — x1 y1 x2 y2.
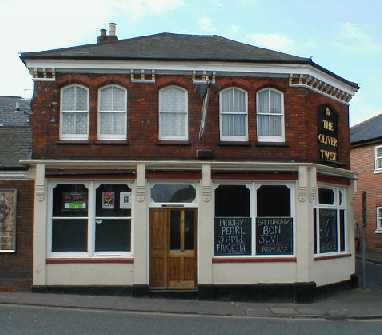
247 33 296 53
198 16 216 33
334 22 381 54
0 0 183 96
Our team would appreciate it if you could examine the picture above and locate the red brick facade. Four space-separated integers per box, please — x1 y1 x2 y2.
31 73 350 167
351 143 382 251
0 179 34 289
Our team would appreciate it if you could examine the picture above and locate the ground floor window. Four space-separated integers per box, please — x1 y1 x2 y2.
49 182 132 256
314 187 347 255
376 207 382 233
214 183 294 257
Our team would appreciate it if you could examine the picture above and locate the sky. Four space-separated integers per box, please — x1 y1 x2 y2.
1 0 381 126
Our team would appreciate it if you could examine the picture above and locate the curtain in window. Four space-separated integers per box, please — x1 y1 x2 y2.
61 86 89 138
99 86 127 138
159 86 187 139
257 89 283 138
220 88 247 138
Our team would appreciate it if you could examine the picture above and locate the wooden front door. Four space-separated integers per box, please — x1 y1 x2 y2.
149 208 197 289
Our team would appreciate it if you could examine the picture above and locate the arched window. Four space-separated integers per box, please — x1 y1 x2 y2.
159 86 188 140
256 88 285 142
98 85 127 140
60 85 89 140
219 87 248 141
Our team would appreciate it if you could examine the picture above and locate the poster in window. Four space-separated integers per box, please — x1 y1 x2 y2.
63 192 87 210
0 189 17 252
102 192 115 209
120 192 131 209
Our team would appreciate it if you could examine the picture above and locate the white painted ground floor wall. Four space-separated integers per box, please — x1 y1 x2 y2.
30 161 356 288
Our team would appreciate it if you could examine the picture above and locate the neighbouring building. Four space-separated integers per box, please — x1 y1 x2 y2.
18 24 359 301
351 114 382 252
0 96 33 290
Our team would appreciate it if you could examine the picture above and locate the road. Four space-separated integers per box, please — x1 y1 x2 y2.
0 304 381 335
356 258 382 288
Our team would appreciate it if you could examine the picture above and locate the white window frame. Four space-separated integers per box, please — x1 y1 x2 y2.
375 145 382 172
97 84 128 140
47 181 134 258
256 88 285 143
59 84 89 141
158 85 189 141
212 181 296 258
314 186 348 256
376 207 382 233
219 87 248 142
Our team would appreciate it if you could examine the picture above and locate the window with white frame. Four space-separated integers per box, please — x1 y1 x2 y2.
375 145 382 171
219 87 248 141
49 182 132 256
214 183 294 257
98 85 127 140
314 187 347 255
256 88 285 142
60 85 89 140
376 207 382 232
159 86 188 140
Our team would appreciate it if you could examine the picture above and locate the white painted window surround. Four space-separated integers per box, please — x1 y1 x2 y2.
159 86 188 140
98 85 128 140
60 85 89 140
256 88 285 143
375 145 382 172
219 87 248 141
376 207 382 233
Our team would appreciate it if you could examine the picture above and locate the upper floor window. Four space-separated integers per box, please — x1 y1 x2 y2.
60 85 89 140
256 88 285 143
375 145 382 171
159 86 188 140
98 85 127 140
219 87 248 141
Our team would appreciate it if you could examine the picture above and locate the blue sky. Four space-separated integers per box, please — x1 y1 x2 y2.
1 0 381 125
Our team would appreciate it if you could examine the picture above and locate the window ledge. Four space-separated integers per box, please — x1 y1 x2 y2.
374 170 382 174
46 258 134 264
314 253 351 261
255 142 289 147
218 141 251 147
156 140 191 145
374 229 382 234
212 256 296 263
94 140 129 145
56 140 90 145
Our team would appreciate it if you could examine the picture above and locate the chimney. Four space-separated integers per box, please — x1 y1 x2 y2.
97 23 118 44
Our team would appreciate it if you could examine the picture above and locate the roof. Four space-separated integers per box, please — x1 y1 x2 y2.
0 127 31 169
20 32 358 89
350 113 382 145
0 96 31 127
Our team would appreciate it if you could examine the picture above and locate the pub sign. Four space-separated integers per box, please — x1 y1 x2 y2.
0 189 17 252
317 105 338 163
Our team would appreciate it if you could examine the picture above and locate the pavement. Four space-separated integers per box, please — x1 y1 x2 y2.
1 287 382 321
357 249 382 265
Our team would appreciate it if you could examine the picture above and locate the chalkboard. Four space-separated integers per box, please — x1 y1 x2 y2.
319 209 338 253
256 217 293 255
214 217 251 256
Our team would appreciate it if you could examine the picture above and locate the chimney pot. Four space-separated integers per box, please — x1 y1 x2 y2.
100 28 106 37
109 22 116 36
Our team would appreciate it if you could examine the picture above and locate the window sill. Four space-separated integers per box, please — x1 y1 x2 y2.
218 141 251 147
94 140 129 145
314 253 351 261
56 140 90 145
46 257 134 264
374 170 382 174
255 142 289 147
374 229 382 234
212 256 296 263
156 140 191 145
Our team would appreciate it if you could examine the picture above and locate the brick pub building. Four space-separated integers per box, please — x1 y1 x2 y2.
19 24 359 301
351 115 382 252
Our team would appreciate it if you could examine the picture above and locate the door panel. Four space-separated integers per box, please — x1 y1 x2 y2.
149 208 197 289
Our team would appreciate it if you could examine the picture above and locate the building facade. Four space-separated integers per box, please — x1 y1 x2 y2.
351 115 382 252
20 25 359 300
0 96 33 290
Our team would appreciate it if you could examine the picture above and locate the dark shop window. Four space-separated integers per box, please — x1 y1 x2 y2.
52 219 87 252
257 185 290 217
96 184 132 217
318 208 338 253
95 219 131 252
318 188 335 205
215 185 250 217
53 184 88 217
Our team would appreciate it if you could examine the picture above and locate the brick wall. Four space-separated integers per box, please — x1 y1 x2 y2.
0 180 34 289
351 143 382 251
31 73 350 167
